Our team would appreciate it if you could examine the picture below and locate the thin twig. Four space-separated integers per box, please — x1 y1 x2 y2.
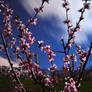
0 33 26 92
76 42 92 87
52 50 64 53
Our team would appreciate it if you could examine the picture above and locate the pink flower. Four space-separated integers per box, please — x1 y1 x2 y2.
45 45 50 50
76 25 80 32
18 24 27 33
48 64 57 72
28 37 35 44
64 55 69 62
47 50 55 56
8 37 16 48
44 77 51 86
62 65 69 72
12 79 16 83
16 72 20 77
48 56 54 63
69 78 75 84
64 19 70 24
69 28 73 37
14 19 22 26
0 1 4 12
41 45 50 52
38 71 43 76
13 46 20 53
77 45 81 49
28 18 37 25
81 51 87 58
19 38 25 46
25 32 32 39
17 83 23 89
64 79 78 92
6 9 13 15
25 43 30 48
70 54 77 61
68 43 71 49
38 40 44 47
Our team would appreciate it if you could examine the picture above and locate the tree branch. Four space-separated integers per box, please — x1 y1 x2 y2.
0 33 26 92
76 42 92 87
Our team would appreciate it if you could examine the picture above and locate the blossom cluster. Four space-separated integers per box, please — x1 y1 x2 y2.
38 41 55 63
76 45 87 63
38 41 57 72
63 77 78 92
3 5 13 37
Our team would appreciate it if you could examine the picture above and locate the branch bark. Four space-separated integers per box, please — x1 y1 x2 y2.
0 33 26 92
76 42 92 87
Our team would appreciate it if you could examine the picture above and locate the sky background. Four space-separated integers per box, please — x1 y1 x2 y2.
1 0 92 70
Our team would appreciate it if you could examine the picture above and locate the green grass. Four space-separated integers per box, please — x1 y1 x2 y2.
79 81 92 92
0 77 43 92
0 77 92 92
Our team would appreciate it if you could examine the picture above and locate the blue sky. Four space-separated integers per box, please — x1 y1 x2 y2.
1 0 92 69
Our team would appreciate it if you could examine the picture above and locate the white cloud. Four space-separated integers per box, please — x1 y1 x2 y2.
0 57 19 67
21 0 92 44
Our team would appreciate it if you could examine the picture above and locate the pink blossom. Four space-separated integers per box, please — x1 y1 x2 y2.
45 45 51 50
25 43 30 48
38 71 43 76
28 37 35 44
68 43 71 49
47 50 55 56
8 37 16 48
14 19 22 26
16 72 20 77
48 64 57 72
64 55 70 62
17 83 23 89
38 40 44 47
0 1 4 12
48 56 54 63
64 80 78 92
44 77 51 86
64 19 70 24
13 46 20 54
81 51 87 58
41 45 50 52
77 45 81 49
70 54 77 61
69 28 73 37
18 24 27 33
12 79 16 83
25 32 32 39
76 25 80 32
62 65 69 72
19 38 25 46
28 18 37 25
